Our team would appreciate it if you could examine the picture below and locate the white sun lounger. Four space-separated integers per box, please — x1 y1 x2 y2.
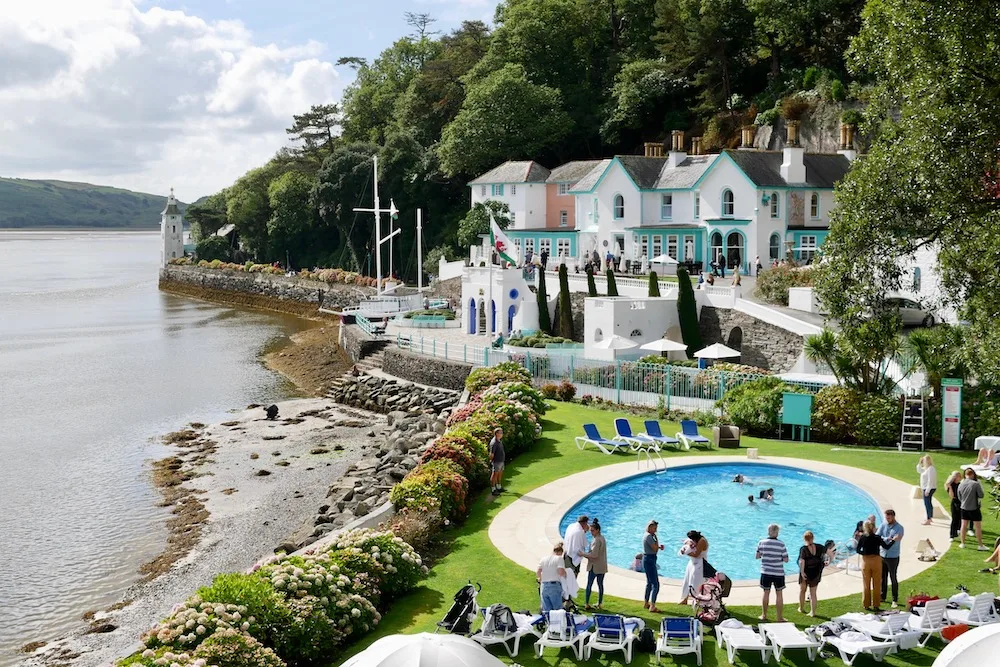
819 631 896 666
835 611 922 650
759 622 822 661
907 599 950 646
470 606 542 657
534 610 592 660
715 625 772 665
946 592 999 627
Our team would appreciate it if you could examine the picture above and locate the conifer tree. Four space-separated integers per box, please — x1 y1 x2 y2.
676 267 703 358
606 269 619 297
648 270 661 297
557 264 574 340
586 267 598 297
536 269 552 334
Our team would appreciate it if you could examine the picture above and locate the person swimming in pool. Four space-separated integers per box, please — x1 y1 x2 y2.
758 488 775 502
733 474 755 486
748 495 762 509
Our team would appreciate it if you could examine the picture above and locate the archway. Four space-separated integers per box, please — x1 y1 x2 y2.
468 298 477 334
710 231 723 267
491 300 497 334
726 231 744 272
726 326 743 354
477 299 486 334
507 305 516 333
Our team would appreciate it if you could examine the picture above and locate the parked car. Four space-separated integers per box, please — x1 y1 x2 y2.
887 297 936 327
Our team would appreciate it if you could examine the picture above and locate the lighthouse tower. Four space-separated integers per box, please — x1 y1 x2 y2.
160 187 184 267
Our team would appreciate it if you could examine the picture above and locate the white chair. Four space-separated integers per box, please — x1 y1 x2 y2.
947 592 999 627
836 611 921 650
469 604 542 657
907 599 950 647
759 622 822 661
585 614 644 664
715 625 772 665
534 610 591 660
819 630 897 666
656 617 702 665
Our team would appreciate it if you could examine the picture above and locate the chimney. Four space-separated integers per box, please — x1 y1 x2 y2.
780 121 805 183
739 125 756 150
667 129 687 168
643 141 664 158
838 122 858 162
691 136 703 156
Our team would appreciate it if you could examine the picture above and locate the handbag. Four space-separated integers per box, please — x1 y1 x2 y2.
703 560 718 578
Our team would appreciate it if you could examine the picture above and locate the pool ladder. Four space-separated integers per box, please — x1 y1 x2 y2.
637 447 665 473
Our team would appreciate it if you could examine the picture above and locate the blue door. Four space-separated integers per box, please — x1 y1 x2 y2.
468 298 477 334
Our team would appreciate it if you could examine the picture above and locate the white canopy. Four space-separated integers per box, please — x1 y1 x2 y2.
932 624 1000 667
340 633 506 667
650 254 679 264
694 342 741 359
215 223 236 237
640 338 688 352
594 334 639 350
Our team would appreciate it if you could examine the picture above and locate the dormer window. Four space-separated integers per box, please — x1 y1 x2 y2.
613 194 625 219
722 189 734 217
810 192 819 218
770 192 779 218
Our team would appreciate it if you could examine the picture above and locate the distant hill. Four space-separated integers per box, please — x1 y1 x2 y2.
0 178 188 228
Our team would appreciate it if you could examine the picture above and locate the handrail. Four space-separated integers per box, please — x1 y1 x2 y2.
637 447 665 472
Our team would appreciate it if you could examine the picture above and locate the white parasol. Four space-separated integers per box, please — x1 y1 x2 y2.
340 633 506 667
639 339 689 352
932 624 1000 667
650 254 679 264
694 342 741 359
594 334 639 350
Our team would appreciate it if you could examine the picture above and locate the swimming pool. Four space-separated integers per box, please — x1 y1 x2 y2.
558 462 881 581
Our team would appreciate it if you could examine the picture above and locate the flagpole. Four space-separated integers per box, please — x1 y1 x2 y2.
416 208 423 292
487 242 493 338
373 156 381 295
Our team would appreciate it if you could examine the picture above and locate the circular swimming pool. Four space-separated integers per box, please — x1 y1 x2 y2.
558 462 880 581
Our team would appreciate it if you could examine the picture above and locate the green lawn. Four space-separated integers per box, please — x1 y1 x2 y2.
335 402 997 666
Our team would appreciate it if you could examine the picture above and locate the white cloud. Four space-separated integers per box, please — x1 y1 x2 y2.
0 0 342 200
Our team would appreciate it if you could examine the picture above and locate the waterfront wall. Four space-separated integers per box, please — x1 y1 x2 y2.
381 348 472 391
340 324 389 362
159 266 374 318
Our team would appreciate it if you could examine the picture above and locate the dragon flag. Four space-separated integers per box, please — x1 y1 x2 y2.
489 212 519 266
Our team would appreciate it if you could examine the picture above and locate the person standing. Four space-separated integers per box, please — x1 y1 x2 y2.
755 523 789 622
563 515 590 575
540 249 549 270
856 520 890 610
876 509 904 608
917 455 937 525
488 428 505 495
680 530 708 605
580 519 608 610
945 470 963 539
536 543 568 613
643 520 665 613
958 468 988 549
797 531 824 617
755 255 762 277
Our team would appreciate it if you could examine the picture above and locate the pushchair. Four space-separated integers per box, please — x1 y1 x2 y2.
691 573 732 627
436 582 482 634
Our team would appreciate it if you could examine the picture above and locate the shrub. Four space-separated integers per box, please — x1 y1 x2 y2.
754 106 779 127
580 394 594 405
194 629 285 667
141 597 256 652
802 66 820 90
841 109 863 126
327 528 425 601
587 269 598 297
196 574 291 649
454 401 539 457
540 383 559 399
380 505 444 556
676 268 702 357
648 271 660 297
718 376 801 436
557 380 576 402
606 269 619 296
507 332 575 348
420 432 489 489
465 362 532 393
830 79 846 102
812 385 863 443
536 268 552 334
754 265 816 305
446 397 483 427
389 459 468 520
557 264 574 339
477 381 547 415
403 309 456 320
856 394 901 448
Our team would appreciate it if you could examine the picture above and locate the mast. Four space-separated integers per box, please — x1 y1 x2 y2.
417 208 423 291
373 155 382 295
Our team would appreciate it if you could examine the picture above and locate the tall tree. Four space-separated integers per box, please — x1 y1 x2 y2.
557 264 575 339
457 201 512 249
267 171 318 268
285 104 341 163
601 59 687 144
676 267 702 357
186 192 228 241
311 143 379 272
536 267 553 334
225 160 286 260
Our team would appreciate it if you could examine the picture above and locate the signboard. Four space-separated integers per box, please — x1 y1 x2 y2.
941 378 963 450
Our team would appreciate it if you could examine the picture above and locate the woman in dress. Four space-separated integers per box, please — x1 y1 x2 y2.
580 519 608 610
797 531 825 616
917 455 937 525
679 530 708 605
945 470 963 539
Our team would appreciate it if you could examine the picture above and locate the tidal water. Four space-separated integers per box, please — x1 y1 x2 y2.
0 231 311 661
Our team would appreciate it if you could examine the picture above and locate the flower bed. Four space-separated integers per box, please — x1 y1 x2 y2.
464 362 532 393
166 258 379 287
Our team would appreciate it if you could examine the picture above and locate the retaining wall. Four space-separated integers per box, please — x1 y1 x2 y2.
698 306 804 372
381 348 473 391
341 324 389 362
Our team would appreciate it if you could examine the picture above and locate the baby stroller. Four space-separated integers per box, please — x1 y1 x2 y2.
691 573 732 627
437 582 481 634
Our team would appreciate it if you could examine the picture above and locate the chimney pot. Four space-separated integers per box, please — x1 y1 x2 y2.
786 120 800 147
691 137 703 155
740 125 756 150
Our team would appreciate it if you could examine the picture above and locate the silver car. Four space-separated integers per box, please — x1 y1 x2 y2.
887 297 936 327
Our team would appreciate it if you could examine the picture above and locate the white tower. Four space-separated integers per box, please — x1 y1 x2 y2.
160 187 184 267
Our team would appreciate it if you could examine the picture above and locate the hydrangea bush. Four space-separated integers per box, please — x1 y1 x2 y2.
478 381 547 415
464 362 532 393
389 459 468 519
445 397 483 427
419 432 489 488
327 529 425 600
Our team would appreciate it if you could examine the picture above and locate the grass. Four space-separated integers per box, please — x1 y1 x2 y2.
334 402 998 666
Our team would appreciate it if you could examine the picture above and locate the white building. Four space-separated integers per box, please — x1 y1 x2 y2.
160 188 184 267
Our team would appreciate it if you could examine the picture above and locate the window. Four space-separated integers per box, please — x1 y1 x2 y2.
913 267 922 292
539 238 552 256
799 235 817 263
769 233 781 261
556 238 571 257
630 329 643 338
652 236 663 257
726 231 744 269
667 236 678 260
172 225 176 233
710 231 723 265
810 192 819 218
511 184 517 195
613 194 625 219
722 189 734 217
640 235 649 258
559 210 568 227
492 184 504 196
683 235 695 260
481 185 486 196
558 183 570 196
770 192 779 218
660 194 673 220
524 238 535 256
693 192 700 219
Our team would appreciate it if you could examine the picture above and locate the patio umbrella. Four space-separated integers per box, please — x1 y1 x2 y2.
340 633 506 667
639 338 688 353
932 624 1000 667
594 334 639 350
650 254 679 264
694 342 741 359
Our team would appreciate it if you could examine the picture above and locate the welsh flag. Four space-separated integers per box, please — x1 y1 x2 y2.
489 213 519 266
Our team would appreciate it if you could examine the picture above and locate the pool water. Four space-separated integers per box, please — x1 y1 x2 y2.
558 462 880 581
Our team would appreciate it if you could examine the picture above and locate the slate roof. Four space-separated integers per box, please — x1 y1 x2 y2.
546 160 604 185
616 155 667 189
724 150 851 188
469 161 551 185
568 159 612 192
653 154 716 189
162 201 180 215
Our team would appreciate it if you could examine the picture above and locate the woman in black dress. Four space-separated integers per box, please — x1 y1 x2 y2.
945 470 962 539
797 531 825 616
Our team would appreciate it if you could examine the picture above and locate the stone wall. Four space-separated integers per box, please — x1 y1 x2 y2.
328 374 461 414
428 276 462 304
381 348 473 391
341 324 389 362
159 266 374 317
699 306 803 371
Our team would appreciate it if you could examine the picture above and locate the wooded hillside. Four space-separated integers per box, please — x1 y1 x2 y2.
0 177 180 228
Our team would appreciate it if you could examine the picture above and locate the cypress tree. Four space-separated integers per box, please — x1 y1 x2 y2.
648 270 661 297
557 264 574 339
676 267 703 358
586 268 598 297
536 268 552 334
606 268 619 297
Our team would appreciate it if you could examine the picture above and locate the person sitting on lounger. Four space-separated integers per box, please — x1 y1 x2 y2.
974 448 996 467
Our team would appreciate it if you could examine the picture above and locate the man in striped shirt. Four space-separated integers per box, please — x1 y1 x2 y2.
756 523 790 621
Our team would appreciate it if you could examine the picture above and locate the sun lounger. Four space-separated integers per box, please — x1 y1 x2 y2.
834 611 922 651
575 423 627 455
585 613 644 664
715 625 772 665
906 599 950 646
534 610 592 659
947 592 999 627
817 630 896 666
676 420 711 449
759 622 822 661
470 605 542 657
656 617 702 665
614 418 655 450
642 420 682 450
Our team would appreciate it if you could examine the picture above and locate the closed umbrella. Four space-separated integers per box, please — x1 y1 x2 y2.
594 334 638 350
639 339 688 353
932 624 1000 667
694 342 741 359
340 633 506 667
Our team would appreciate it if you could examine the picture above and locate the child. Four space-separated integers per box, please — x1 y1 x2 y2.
629 553 644 572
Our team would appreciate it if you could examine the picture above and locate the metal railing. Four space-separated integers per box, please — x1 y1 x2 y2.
396 334 491 366
356 314 379 337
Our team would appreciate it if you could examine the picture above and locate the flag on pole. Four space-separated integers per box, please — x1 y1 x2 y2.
489 213 519 266
389 199 399 220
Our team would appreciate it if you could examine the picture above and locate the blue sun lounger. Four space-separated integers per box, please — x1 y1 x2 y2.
640 420 682 450
614 418 656 450
575 423 627 455
676 420 712 449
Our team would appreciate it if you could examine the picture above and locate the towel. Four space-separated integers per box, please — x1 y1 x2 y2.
561 569 579 599
950 592 974 608
840 631 870 643
896 631 920 650
548 609 568 634
719 618 746 629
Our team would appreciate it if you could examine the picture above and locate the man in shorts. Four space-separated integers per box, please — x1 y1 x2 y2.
756 523 789 621
489 428 505 496
958 468 987 549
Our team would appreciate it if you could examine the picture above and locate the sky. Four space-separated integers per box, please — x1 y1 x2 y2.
0 0 498 200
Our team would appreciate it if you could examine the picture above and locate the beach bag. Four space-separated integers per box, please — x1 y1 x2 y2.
636 627 656 653
942 624 969 643
907 594 938 610
703 560 718 579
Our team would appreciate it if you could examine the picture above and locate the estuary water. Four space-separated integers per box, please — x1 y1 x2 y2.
0 231 311 662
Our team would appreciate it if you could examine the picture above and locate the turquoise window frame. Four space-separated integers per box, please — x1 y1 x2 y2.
682 234 695 261
613 193 625 219
770 191 780 218
660 193 673 220
492 184 504 196
722 188 734 217
694 191 700 219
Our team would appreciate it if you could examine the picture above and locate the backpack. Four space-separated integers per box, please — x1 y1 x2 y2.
635 627 656 653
